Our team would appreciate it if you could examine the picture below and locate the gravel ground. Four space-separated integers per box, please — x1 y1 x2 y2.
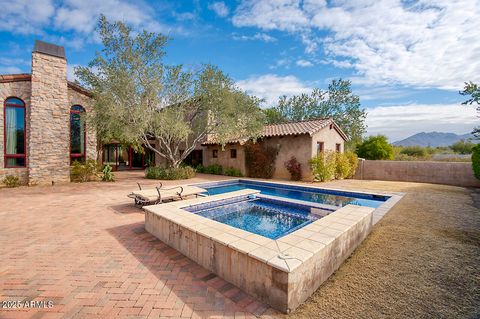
289 180 480 319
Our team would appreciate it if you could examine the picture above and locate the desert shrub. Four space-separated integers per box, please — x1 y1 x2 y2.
195 164 205 173
70 159 99 182
224 167 243 177
101 164 115 182
400 146 427 158
145 166 196 180
450 139 476 154
2 175 20 188
472 144 480 179
204 164 223 175
309 151 336 182
356 135 394 160
345 151 359 178
245 142 278 178
335 152 352 179
284 156 302 181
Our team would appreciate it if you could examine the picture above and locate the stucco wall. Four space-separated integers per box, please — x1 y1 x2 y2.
0 81 31 183
67 88 97 161
354 160 480 187
261 135 313 180
310 125 345 157
204 144 246 174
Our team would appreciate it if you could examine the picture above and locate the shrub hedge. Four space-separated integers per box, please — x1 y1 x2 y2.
145 166 196 180
245 142 278 178
472 144 480 180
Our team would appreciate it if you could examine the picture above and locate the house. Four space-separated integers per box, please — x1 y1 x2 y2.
202 118 348 180
0 40 347 185
0 41 97 185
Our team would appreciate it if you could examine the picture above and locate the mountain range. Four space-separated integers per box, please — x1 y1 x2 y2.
393 132 474 147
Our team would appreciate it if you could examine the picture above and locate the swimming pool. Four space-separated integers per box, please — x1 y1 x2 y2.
184 195 318 239
197 180 389 209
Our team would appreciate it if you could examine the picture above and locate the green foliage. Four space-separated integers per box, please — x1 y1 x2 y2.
101 164 115 182
145 166 196 180
449 139 475 154
245 142 278 178
263 79 366 148
70 159 99 182
345 151 359 178
335 152 352 179
2 175 20 188
460 81 480 138
472 145 480 179
224 167 243 177
356 135 394 160
203 164 223 175
76 16 264 168
284 156 302 181
400 146 428 157
309 151 337 182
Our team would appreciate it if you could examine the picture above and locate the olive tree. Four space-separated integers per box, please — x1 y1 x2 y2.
76 16 264 168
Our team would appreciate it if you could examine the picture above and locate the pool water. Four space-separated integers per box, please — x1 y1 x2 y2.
200 180 388 209
185 196 317 239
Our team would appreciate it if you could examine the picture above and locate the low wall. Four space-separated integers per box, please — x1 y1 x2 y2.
354 160 480 187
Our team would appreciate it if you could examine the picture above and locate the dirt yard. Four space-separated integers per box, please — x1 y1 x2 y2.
290 180 480 319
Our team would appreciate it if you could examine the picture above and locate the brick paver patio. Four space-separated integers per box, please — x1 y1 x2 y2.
0 172 279 319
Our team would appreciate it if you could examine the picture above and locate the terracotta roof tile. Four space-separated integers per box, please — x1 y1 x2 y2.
203 118 348 145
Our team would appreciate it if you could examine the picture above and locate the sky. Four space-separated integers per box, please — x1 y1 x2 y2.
0 0 479 142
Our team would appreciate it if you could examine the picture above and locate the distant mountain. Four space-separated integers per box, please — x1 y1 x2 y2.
393 132 475 147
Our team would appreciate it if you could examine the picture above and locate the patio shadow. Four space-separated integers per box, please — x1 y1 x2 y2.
107 222 276 317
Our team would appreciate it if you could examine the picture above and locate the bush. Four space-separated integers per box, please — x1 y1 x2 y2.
356 135 394 160
400 146 427 158
472 144 480 179
2 175 20 188
145 166 196 180
335 152 351 179
70 159 99 182
204 164 223 175
309 151 336 182
245 142 278 178
101 164 115 182
345 151 359 178
224 167 243 177
284 156 302 181
450 139 476 154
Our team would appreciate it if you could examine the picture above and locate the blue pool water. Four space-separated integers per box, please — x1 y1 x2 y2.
185 196 317 239
199 180 388 209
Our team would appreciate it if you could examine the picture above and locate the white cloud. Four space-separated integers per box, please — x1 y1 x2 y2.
0 0 55 34
237 74 311 106
232 0 480 90
232 32 276 42
208 2 230 18
296 59 313 67
366 103 478 141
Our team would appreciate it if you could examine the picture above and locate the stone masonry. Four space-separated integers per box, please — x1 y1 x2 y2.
28 51 70 185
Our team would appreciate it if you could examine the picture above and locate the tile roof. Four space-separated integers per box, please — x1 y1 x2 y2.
203 118 348 145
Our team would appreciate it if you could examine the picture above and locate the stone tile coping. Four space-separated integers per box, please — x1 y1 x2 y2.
144 189 376 273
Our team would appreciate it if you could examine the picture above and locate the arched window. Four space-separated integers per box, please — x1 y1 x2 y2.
70 105 86 163
4 97 26 168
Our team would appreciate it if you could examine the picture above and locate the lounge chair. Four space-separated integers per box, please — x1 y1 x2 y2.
128 184 207 207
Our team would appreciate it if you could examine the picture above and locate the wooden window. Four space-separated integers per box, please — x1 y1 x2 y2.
212 150 218 158
4 97 26 167
336 143 341 152
316 142 324 155
230 149 237 159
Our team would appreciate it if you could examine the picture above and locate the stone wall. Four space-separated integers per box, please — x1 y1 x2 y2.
28 52 70 185
0 81 31 183
67 88 97 161
354 160 480 187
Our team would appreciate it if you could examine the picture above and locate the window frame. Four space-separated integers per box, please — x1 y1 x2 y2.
230 149 237 159
212 149 218 158
4 97 27 168
316 141 324 155
336 143 341 152
70 105 86 163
